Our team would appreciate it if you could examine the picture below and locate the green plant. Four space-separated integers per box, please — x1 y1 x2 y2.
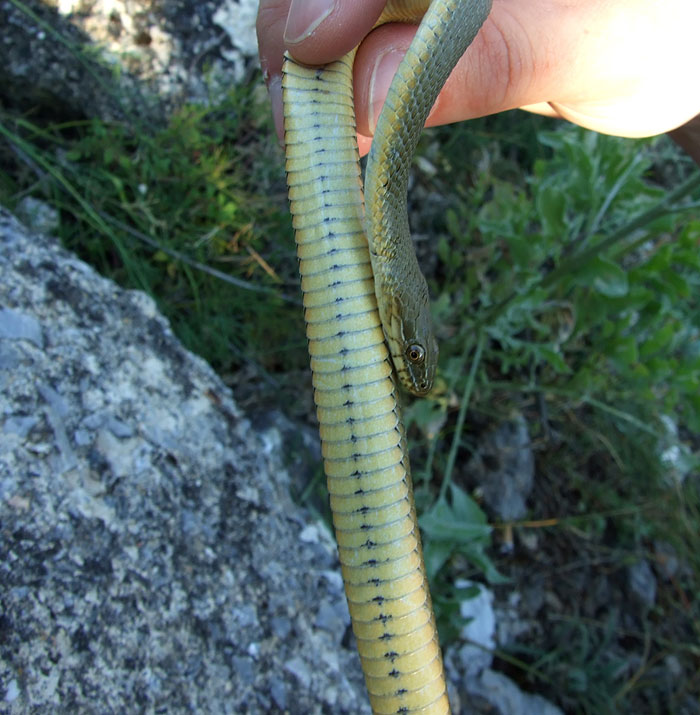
408 121 700 497
399 117 700 709
1 85 306 380
520 613 630 715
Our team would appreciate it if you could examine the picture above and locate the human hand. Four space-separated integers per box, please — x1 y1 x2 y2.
257 0 700 158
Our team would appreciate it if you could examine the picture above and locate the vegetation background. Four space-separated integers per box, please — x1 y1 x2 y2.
1 4 699 710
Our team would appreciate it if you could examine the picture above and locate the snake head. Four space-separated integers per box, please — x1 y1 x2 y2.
386 292 439 397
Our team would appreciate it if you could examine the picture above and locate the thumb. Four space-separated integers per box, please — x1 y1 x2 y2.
353 0 700 143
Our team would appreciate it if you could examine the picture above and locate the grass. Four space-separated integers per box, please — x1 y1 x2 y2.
1 19 699 713
1 83 308 401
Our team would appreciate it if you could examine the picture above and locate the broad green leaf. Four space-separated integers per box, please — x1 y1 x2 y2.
463 543 509 585
644 243 672 272
593 258 628 297
449 484 488 525
420 498 491 544
423 539 453 581
640 322 676 358
537 345 572 374
662 270 690 299
575 256 628 297
505 234 532 268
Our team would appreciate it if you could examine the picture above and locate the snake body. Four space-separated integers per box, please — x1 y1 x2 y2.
282 1 490 712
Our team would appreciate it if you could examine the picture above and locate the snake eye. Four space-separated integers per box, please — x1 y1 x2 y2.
406 343 425 364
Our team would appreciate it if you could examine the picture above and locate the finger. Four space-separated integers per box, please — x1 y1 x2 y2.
353 0 700 140
353 4 570 138
284 0 386 65
256 0 290 145
256 0 291 80
358 134 372 157
520 103 562 119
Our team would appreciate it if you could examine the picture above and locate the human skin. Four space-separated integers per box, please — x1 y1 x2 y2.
256 0 700 162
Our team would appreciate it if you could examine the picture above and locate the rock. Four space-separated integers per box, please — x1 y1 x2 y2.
653 540 680 581
0 0 261 122
0 0 150 121
627 559 657 611
467 414 535 521
453 581 496 678
444 581 563 715
213 0 262 81
467 669 564 715
0 307 43 348
659 414 695 485
14 197 60 235
314 598 351 644
495 591 538 647
0 209 371 714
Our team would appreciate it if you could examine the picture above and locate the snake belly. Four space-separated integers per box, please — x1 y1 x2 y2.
282 2 490 713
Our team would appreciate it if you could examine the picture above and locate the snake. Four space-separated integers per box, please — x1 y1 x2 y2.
281 1 491 712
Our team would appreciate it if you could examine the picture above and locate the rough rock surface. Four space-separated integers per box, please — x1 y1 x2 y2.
0 208 370 714
465 415 535 521
0 0 260 122
446 583 563 715
1 0 153 122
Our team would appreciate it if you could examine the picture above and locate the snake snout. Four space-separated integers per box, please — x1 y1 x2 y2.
414 379 432 396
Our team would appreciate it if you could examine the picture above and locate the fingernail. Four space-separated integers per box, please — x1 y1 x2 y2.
284 0 336 45
368 49 403 135
267 75 285 147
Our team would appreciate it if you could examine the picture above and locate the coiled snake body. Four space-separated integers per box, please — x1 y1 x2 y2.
282 1 491 712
